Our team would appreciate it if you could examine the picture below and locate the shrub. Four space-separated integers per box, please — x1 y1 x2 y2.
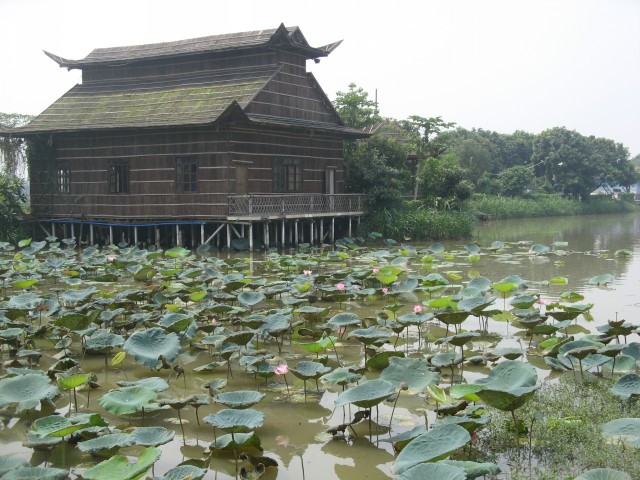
0 174 27 243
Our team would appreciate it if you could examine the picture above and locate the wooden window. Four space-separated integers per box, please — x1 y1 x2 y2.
57 166 70 194
176 156 198 193
273 158 303 192
109 161 129 193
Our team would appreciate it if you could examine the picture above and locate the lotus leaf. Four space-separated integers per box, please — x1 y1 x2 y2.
61 287 97 305
347 327 390 345
321 367 363 386
575 468 632 480
123 328 180 369
440 460 501 479
237 291 265 307
215 390 265 409
130 427 176 447
78 433 135 454
116 377 169 392
474 360 539 412
31 413 107 438
0 373 59 412
601 418 640 446
291 361 331 380
203 408 265 432
325 312 361 330
98 386 158 415
212 431 262 451
588 274 614 286
397 462 466 480
84 331 125 353
153 465 208 480
3 466 69 480
430 352 463 368
365 351 405 370
384 424 427 451
380 357 440 393
335 379 396 408
293 337 336 355
80 446 161 480
7 292 41 310
393 424 471 474
0 456 29 476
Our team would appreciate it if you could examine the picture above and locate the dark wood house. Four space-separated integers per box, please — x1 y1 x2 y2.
12 24 367 249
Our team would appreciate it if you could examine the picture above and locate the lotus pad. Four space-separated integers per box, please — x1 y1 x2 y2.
0 374 59 412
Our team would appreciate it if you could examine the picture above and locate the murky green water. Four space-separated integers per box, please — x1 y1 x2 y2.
1 213 638 479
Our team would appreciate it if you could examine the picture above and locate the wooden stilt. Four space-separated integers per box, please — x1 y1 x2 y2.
348 216 352 237
175 224 181 246
295 220 299 246
201 224 205 245
90 224 94 245
249 223 253 250
155 227 161 249
281 220 285 249
51 222 56 239
134 226 138 246
204 224 225 245
320 220 324 246
331 217 335 244
109 226 114 245
310 221 314 246
226 223 231 249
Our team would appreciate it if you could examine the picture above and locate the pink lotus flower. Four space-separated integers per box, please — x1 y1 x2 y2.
303 269 312 276
211 317 217 325
336 283 346 291
372 268 379 274
275 364 290 396
107 255 116 262
382 287 389 294
537 298 550 305
337 326 346 336
414 305 423 313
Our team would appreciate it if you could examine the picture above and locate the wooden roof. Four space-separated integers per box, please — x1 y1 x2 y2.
44 24 341 69
19 65 278 132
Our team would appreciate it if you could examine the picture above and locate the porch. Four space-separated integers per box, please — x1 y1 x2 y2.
227 193 366 220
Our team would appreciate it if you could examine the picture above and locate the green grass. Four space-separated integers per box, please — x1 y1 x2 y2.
471 376 640 479
467 194 637 219
360 206 476 241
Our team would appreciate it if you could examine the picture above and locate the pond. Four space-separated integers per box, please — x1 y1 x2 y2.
0 213 638 480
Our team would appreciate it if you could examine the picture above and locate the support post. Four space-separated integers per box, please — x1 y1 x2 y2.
249 223 253 250
281 220 285 249
155 227 161 249
201 224 205 245
226 223 231 249
295 220 299 246
70 223 75 242
176 224 181 246
348 216 352 237
310 221 314 246
320 220 324 245
134 226 138 246
90 224 94 246
109 226 114 245
51 222 56 239
331 217 335 244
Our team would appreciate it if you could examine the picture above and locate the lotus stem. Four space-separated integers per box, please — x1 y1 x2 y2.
178 409 186 445
388 391 401 431
299 453 306 480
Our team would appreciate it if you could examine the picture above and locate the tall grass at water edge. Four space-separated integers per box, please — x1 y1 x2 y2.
467 194 637 219
360 207 476 240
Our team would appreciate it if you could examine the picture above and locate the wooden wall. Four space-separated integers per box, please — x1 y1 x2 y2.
29 123 345 222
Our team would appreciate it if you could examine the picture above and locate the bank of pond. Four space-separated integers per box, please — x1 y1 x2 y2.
0 236 638 480
362 194 638 241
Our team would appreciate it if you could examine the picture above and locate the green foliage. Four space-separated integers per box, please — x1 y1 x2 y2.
474 377 640 479
418 157 473 208
333 83 381 128
498 165 535 197
0 113 33 177
0 174 27 243
360 204 476 240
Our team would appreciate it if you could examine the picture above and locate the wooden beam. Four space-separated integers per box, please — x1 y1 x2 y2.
204 223 225 245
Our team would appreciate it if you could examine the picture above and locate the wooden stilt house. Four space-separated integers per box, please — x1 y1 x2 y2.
11 24 368 249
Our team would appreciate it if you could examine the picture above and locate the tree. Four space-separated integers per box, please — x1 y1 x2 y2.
417 157 473 209
333 83 381 129
0 113 33 177
0 173 27 243
400 116 456 199
532 127 600 199
498 165 534 197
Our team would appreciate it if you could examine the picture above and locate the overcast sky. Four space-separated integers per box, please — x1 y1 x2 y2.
1 0 638 156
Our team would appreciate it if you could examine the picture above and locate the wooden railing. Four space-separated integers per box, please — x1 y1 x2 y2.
228 194 366 217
